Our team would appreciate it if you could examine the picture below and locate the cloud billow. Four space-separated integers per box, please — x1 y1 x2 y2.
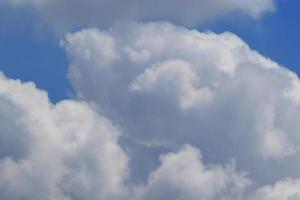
61 22 300 198
63 22 300 161
0 73 129 200
0 73 251 200
0 68 298 200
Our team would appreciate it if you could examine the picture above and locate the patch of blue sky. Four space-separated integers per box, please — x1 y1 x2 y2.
0 5 72 103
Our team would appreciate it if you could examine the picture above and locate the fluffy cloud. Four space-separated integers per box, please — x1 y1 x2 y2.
2 69 300 200
130 59 213 109
253 178 300 200
2 0 275 30
0 72 271 200
136 145 251 200
62 22 300 185
0 73 129 200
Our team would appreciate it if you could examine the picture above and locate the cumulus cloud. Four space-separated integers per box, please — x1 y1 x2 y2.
0 71 270 200
136 145 251 200
130 59 213 109
2 68 300 200
62 22 300 185
2 0 276 30
0 73 129 200
253 178 300 200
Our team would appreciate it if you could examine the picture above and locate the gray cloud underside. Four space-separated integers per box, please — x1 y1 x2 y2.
2 0 275 30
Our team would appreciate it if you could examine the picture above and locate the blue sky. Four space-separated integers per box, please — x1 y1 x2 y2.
0 0 299 103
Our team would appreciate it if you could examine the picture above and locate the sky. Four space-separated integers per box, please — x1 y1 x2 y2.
1 0 300 200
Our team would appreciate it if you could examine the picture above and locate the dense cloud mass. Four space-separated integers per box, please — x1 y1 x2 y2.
136 145 251 200
1 71 299 200
62 21 300 192
2 0 275 30
0 72 260 199
0 73 129 200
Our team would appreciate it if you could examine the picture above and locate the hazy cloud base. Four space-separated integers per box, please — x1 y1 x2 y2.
2 0 275 31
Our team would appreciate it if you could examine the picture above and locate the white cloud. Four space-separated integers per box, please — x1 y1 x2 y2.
63 29 118 66
0 73 129 200
0 72 300 200
284 72 300 104
136 145 251 200
62 22 300 185
130 59 212 109
2 0 276 30
253 178 300 200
